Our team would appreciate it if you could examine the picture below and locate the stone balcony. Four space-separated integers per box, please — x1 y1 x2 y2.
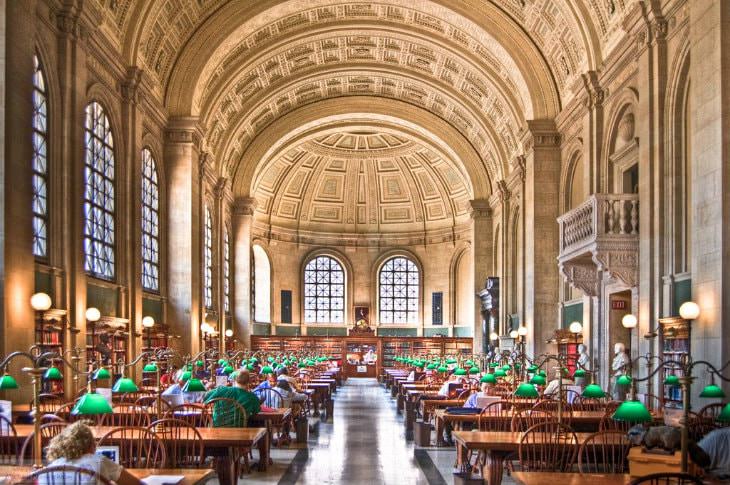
557 194 639 295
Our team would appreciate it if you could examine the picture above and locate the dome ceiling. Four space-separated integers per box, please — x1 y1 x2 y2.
253 131 473 235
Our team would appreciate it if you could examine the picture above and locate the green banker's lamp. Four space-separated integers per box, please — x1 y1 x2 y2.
514 382 539 398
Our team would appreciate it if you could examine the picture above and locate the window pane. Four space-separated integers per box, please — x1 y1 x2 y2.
203 206 213 309
223 228 231 314
83 101 115 280
141 148 160 291
32 55 49 259
303 255 345 323
378 256 419 324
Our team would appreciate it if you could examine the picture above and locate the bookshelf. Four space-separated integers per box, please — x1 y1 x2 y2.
86 317 129 370
36 309 67 394
659 316 690 408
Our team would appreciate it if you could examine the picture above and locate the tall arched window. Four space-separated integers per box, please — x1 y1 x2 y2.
303 255 345 323
203 206 213 309
223 226 230 314
32 55 49 259
252 244 271 322
83 101 115 280
379 256 419 324
141 148 160 291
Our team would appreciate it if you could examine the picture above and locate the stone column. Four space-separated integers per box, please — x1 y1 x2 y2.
164 118 203 354
469 199 492 353
232 197 256 348
689 0 730 391
213 177 228 354
523 120 561 357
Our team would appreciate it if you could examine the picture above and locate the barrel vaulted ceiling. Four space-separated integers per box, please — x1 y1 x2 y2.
88 0 636 198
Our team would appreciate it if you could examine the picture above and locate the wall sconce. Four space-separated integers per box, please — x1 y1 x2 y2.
30 292 52 312
679 301 700 321
621 314 638 329
85 307 101 322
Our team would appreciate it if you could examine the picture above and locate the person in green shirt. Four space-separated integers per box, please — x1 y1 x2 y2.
204 369 261 427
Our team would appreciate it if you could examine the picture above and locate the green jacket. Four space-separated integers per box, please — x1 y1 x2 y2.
204 386 261 427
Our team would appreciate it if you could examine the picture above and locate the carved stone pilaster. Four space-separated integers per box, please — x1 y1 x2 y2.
233 197 258 216
121 67 143 105
165 118 204 149
469 199 491 220
213 177 228 200
581 71 605 110
560 261 600 297
592 245 639 289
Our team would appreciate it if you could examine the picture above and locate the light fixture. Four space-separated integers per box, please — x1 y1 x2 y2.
182 378 206 393
261 365 274 375
622 314 638 329
581 384 606 399
489 332 499 341
573 369 586 378
717 403 730 423
0 374 19 390
112 377 139 393
569 321 583 334
71 392 113 415
30 292 52 312
617 375 633 386
480 373 497 384
699 384 726 399
468 366 480 375
142 316 155 328
43 367 63 380
454 368 467 376
143 363 158 373
85 307 101 322
612 400 652 423
514 382 539 398
679 301 700 320
494 369 507 378
529 374 546 385
225 329 233 338
518 325 529 336
509 330 518 339
93 368 111 380
664 374 680 386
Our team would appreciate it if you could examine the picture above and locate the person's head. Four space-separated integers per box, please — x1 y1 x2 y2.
235 370 250 388
277 366 289 377
615 342 625 354
480 382 490 393
46 421 95 461
276 378 292 392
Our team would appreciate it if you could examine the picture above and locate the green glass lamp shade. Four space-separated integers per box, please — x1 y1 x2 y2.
454 368 467 376
464 360 474 367
664 374 680 386
494 369 507 378
43 367 63 380
527 364 539 373
267 357 275 363
0 375 18 390
180 371 192 382
529 374 546 385
612 400 652 423
502 364 511 371
112 377 139 393
582 384 606 399
426 363 437 370
437 366 449 373
446 358 457 365
616 375 632 386
717 403 730 423
700 384 726 398
71 392 113 415
480 373 497 384
514 382 539 398
489 363 499 368
247 364 256 371
469 366 480 375
93 368 111 380
261 365 274 374
195 360 204 367
514 363 522 371
218 359 227 365
573 369 586 378
250 357 259 363
296 362 305 369
182 378 206 393
538 370 547 377
143 363 158 373
222 365 234 375
185 364 193 371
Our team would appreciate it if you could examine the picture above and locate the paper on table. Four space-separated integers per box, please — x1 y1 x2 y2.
141 475 185 485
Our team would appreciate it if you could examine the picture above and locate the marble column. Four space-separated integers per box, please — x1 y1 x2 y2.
469 199 492 354
523 120 561 357
232 197 256 348
164 118 203 354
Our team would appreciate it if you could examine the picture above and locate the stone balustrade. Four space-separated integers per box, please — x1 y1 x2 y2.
558 194 639 254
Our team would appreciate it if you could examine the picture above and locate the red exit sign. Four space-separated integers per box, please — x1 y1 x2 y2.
612 300 627 310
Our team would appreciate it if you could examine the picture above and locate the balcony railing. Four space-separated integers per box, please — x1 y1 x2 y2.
558 194 639 254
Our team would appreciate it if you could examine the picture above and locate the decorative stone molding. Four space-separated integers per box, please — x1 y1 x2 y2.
560 261 600 297
233 197 258 217
165 118 204 148
469 199 492 220
121 67 143 105
521 120 560 154
592 244 639 289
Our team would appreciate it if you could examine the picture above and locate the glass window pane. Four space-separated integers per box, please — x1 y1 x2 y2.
303 255 345 323
141 148 160 291
378 256 419 325
32 55 49 259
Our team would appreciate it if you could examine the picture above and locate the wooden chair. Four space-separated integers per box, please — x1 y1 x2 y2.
478 401 515 432
0 416 17 465
102 403 151 427
257 388 285 408
39 414 66 425
203 397 248 428
18 422 66 465
148 419 205 468
599 410 640 432
628 473 704 485
532 399 573 425
164 403 209 427
135 395 172 417
37 393 65 414
563 389 581 406
577 430 631 474
698 402 728 423
517 421 578 472
570 396 608 412
641 393 664 412
97 426 167 468
20 465 115 485
511 409 554 432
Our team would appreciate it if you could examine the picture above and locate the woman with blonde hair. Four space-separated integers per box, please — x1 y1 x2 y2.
44 421 141 485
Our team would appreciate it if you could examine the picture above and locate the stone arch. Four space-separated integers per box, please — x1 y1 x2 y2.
300 247 355 325
85 83 125 170
602 89 639 193
371 248 424 326
449 243 472 326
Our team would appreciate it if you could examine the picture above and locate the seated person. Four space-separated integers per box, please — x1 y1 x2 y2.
161 377 206 404
44 421 141 485
204 370 261 426
543 369 573 399
273 378 308 408
698 427 730 480
276 366 302 391
442 382 490 445
438 373 465 397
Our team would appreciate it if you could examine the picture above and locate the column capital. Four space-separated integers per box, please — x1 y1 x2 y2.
520 120 560 154
469 199 492 219
165 117 204 148
233 197 258 216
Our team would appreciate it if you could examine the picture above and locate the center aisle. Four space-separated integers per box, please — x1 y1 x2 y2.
288 378 439 485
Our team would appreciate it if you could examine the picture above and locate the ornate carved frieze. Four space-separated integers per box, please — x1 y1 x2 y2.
233 197 258 217
164 118 204 148
121 66 143 105
560 261 600 297
469 199 492 220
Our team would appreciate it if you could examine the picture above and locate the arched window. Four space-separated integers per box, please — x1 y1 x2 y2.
32 55 49 259
379 256 419 324
83 101 115 280
303 255 345 323
223 226 231 314
252 244 271 322
203 206 213 309
141 148 160 291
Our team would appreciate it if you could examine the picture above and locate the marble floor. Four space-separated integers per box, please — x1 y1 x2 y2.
236 378 519 485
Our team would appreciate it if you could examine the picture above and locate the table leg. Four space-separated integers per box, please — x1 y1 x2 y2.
454 441 469 473
436 416 444 446
397 393 404 413
214 453 234 485
257 431 271 471
312 392 321 417
482 450 508 485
